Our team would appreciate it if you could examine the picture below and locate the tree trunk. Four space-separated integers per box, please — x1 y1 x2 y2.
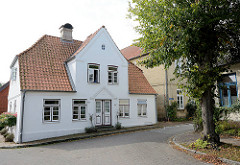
201 88 220 144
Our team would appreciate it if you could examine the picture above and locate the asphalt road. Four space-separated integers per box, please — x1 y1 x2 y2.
0 124 208 165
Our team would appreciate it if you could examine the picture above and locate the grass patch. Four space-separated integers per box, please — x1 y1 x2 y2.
187 141 240 162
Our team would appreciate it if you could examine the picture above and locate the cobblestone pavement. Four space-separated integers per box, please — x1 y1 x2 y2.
0 124 208 165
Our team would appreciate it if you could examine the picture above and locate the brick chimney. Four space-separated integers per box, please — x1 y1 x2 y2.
59 23 73 41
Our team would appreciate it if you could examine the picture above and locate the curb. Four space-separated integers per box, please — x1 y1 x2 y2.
170 133 240 165
0 125 162 149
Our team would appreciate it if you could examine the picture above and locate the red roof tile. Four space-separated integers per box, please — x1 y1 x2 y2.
18 35 82 91
128 62 156 94
121 45 144 60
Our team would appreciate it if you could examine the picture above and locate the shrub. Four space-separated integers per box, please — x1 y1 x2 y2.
186 101 197 119
5 133 14 142
85 127 97 133
0 127 7 135
166 102 177 121
115 122 121 129
190 138 210 149
0 112 17 127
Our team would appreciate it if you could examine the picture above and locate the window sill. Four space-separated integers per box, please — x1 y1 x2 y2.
72 119 87 122
138 116 147 118
119 117 130 119
43 121 60 124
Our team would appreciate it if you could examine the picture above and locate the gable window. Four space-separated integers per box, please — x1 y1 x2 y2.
219 73 238 107
11 67 17 81
175 58 182 74
177 89 184 109
108 66 118 84
88 64 100 83
119 99 129 118
43 100 60 122
72 100 87 121
137 99 147 117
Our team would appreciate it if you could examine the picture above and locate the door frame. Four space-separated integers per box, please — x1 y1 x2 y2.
95 99 112 126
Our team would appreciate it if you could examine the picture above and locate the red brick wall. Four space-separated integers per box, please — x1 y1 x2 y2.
0 84 9 114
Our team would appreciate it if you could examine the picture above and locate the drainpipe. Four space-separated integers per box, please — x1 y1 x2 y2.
19 90 26 144
155 95 158 123
165 69 169 120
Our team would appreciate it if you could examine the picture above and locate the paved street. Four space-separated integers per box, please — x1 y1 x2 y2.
0 124 207 165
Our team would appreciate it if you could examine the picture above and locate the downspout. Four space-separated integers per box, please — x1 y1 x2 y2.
155 94 158 122
165 69 169 120
19 90 26 144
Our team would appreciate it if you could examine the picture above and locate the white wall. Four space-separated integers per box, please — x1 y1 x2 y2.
7 59 22 142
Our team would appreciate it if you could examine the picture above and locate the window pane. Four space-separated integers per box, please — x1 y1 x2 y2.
44 116 50 121
81 114 86 119
74 100 85 104
108 72 112 83
222 86 228 106
114 72 118 83
138 100 147 105
44 111 50 116
53 110 58 115
73 115 78 119
53 106 58 110
230 85 237 105
108 66 117 71
45 100 59 105
81 106 86 115
94 70 99 83
222 74 236 83
119 99 129 105
138 105 142 116
89 65 99 69
142 105 147 115
104 102 110 113
73 110 78 115
96 102 101 113
52 116 59 121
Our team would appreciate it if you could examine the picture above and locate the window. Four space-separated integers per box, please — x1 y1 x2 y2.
137 99 147 117
102 44 105 50
11 67 17 81
177 89 184 109
175 58 182 74
219 73 238 107
108 66 118 84
119 99 129 118
9 102 12 112
13 100 16 112
43 100 60 122
72 100 87 120
88 64 100 83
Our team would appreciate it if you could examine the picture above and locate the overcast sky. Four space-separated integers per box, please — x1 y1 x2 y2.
0 0 139 83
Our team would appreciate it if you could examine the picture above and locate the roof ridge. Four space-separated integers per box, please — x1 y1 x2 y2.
17 35 48 57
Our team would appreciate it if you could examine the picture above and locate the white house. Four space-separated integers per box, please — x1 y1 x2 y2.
8 24 157 143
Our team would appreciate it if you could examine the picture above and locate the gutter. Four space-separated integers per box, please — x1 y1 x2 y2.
19 90 26 144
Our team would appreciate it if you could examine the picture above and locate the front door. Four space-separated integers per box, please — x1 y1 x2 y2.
95 100 111 126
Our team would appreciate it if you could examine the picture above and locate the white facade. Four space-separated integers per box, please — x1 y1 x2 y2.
8 27 157 143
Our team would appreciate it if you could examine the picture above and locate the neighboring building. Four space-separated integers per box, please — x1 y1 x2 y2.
217 62 240 121
8 24 157 143
0 82 9 114
121 46 188 120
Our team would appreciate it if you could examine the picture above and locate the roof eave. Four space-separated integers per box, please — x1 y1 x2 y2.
10 56 18 68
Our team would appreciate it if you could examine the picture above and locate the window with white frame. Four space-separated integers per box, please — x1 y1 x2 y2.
11 67 17 81
108 66 118 84
137 99 147 117
43 100 60 122
13 100 16 112
88 64 100 83
175 58 182 74
177 89 184 109
119 99 129 118
9 101 12 112
72 100 87 120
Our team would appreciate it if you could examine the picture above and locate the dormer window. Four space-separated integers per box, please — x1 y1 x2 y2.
88 64 100 83
108 66 118 84
11 67 17 81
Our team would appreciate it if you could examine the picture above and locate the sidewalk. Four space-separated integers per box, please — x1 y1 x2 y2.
0 121 190 149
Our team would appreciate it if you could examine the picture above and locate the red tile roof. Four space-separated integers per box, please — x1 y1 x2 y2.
18 35 82 91
121 45 145 60
0 82 9 114
128 62 156 94
15 27 155 95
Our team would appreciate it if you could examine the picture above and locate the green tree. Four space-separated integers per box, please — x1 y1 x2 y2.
129 0 240 143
